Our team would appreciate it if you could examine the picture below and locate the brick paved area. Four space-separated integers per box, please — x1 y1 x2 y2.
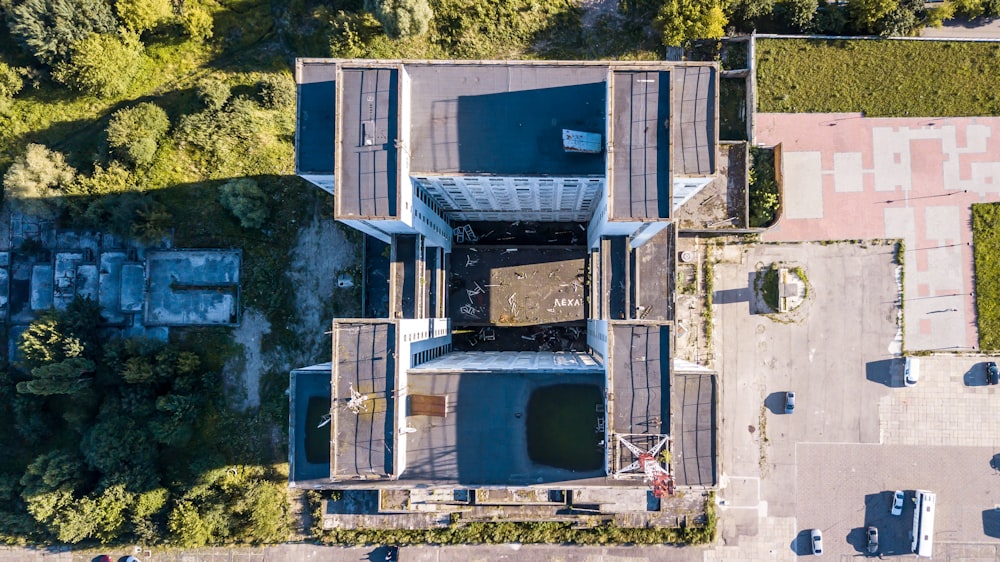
756 113 1000 352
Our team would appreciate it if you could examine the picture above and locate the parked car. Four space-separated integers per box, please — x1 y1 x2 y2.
96 556 112 562
891 490 905 516
810 528 823 555
125 556 141 562
867 526 879 554
987 361 998 385
785 391 796 414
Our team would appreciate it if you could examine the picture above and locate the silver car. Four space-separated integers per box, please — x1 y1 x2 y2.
867 526 878 554
891 490 905 516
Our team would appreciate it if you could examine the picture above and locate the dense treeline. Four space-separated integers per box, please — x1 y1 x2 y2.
0 300 288 546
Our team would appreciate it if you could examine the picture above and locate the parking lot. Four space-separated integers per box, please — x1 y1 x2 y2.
712 239 1000 558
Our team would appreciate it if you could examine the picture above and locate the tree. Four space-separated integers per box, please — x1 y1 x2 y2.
149 393 199 446
131 200 173 244
257 74 296 110
106 102 171 167
180 1 214 40
726 0 776 25
6 0 119 65
218 178 269 229
81 411 157 488
364 0 434 39
196 78 230 111
951 0 1000 17
236 480 288 543
777 0 819 30
657 0 728 46
0 62 26 100
19 450 83 498
2 144 76 219
115 0 173 34
53 31 143 99
19 312 84 367
925 1 955 26
18 299 101 368
16 357 96 396
848 0 898 33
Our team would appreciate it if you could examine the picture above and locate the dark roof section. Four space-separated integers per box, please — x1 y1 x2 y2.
332 321 395 479
610 323 669 435
672 66 716 176
296 61 336 175
289 363 333 486
610 70 671 220
407 64 606 176
673 373 717 487
337 67 398 218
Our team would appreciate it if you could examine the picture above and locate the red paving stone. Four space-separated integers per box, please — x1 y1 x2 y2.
755 113 1000 350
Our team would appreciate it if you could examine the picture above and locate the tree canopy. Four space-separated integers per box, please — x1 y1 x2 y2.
6 0 119 64
657 0 728 46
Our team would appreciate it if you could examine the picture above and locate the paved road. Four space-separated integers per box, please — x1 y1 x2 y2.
922 17 1000 39
0 545 712 562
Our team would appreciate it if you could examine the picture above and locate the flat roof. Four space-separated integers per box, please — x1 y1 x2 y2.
610 323 669 435
407 64 606 176
144 250 240 326
672 66 716 176
673 373 716 487
400 370 604 485
337 67 398 218
296 61 337 175
448 245 588 326
610 70 671 220
332 322 395 479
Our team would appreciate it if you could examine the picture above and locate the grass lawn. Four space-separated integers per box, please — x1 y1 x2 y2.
756 38 1000 116
973 203 1000 350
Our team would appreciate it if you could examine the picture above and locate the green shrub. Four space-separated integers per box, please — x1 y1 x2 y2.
0 62 26 100
365 0 434 38
130 200 173 244
115 0 174 34
657 0 728 46
974 203 1000 350
53 32 144 99
180 1 214 40
196 78 231 111
257 74 296 110
219 178 269 229
748 146 780 228
2 143 76 219
6 0 119 65
106 102 171 167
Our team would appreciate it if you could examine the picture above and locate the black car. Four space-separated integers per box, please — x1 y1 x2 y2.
987 362 999 385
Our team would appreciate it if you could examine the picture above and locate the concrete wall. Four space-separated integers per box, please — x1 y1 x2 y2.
588 319 608 360
414 175 603 222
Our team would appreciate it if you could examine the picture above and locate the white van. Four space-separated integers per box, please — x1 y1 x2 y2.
904 357 920 387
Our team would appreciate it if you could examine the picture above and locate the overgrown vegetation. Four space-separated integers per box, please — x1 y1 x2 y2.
309 492 717 546
757 39 1000 116
748 147 780 228
973 204 1000 350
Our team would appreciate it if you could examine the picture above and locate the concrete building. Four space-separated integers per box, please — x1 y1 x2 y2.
291 59 718 520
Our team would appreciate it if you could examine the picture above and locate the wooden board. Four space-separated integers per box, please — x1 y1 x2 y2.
409 394 447 417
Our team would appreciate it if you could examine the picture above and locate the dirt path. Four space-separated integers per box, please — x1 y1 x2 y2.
286 212 357 365
223 308 272 410
223 210 357 411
